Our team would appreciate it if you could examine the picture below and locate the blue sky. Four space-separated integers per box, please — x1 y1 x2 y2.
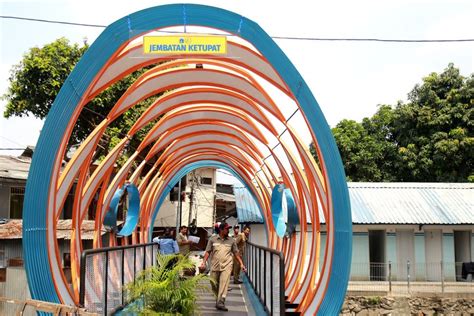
1 0 473 157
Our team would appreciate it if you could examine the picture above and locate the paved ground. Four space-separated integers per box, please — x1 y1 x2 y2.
196 281 252 316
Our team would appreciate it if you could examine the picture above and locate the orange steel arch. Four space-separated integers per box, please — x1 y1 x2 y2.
26 12 348 313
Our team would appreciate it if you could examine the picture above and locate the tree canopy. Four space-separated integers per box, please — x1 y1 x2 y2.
328 64 473 182
2 38 158 162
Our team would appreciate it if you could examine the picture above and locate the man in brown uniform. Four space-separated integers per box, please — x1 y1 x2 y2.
200 222 246 311
233 225 250 284
176 225 192 254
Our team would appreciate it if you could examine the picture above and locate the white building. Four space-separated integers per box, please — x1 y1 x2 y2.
154 168 217 229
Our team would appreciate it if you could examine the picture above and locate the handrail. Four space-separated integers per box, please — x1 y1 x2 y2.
79 242 158 314
0 296 98 315
245 240 285 315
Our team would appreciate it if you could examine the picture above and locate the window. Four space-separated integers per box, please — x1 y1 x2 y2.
10 187 25 219
201 177 212 185
169 175 187 201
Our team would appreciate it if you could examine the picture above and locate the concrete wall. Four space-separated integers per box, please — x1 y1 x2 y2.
247 224 267 247
414 233 426 280
0 267 34 316
347 225 474 281
386 233 397 278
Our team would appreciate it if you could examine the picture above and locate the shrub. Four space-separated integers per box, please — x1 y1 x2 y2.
125 254 210 315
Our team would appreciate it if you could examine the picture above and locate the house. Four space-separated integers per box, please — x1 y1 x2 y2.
340 182 473 282
0 148 75 220
239 182 474 282
0 148 32 220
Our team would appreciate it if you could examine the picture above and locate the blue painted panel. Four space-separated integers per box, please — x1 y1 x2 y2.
442 234 456 281
350 235 369 280
270 184 298 237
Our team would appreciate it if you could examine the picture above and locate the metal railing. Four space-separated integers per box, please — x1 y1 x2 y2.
245 241 285 316
348 261 474 295
0 296 98 315
79 242 158 315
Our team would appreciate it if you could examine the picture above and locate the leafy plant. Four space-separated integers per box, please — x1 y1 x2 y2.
125 254 211 315
366 296 381 306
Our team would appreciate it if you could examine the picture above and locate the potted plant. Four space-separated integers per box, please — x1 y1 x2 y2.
124 254 211 315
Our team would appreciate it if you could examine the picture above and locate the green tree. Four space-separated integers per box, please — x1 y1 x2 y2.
331 116 394 182
393 64 473 182
2 38 159 162
320 64 473 182
3 38 87 119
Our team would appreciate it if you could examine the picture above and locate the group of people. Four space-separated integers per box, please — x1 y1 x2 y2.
152 225 194 255
200 223 250 311
152 222 251 312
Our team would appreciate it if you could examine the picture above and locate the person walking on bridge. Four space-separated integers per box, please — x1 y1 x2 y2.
233 225 250 284
200 222 247 311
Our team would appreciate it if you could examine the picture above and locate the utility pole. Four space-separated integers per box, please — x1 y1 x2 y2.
188 171 195 226
175 177 183 234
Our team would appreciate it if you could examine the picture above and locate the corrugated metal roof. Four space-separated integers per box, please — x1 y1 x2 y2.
348 182 474 224
231 183 473 225
233 187 264 223
0 219 106 239
0 155 31 180
215 192 235 202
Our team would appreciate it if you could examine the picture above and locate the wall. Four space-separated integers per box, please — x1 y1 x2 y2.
386 233 397 273
0 184 9 218
4 239 23 261
348 225 474 281
247 224 267 247
0 179 26 218
0 266 33 316
414 233 426 280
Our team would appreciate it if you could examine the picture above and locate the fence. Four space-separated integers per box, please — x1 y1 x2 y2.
348 261 474 295
79 242 158 315
245 241 285 316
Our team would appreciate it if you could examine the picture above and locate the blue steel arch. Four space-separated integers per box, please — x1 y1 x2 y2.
23 4 351 314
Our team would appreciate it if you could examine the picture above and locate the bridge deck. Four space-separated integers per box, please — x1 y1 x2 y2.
196 281 252 315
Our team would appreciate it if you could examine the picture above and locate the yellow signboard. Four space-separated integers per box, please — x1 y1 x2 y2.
143 35 227 55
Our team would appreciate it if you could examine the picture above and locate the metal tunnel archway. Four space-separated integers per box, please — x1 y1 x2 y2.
22 4 351 314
